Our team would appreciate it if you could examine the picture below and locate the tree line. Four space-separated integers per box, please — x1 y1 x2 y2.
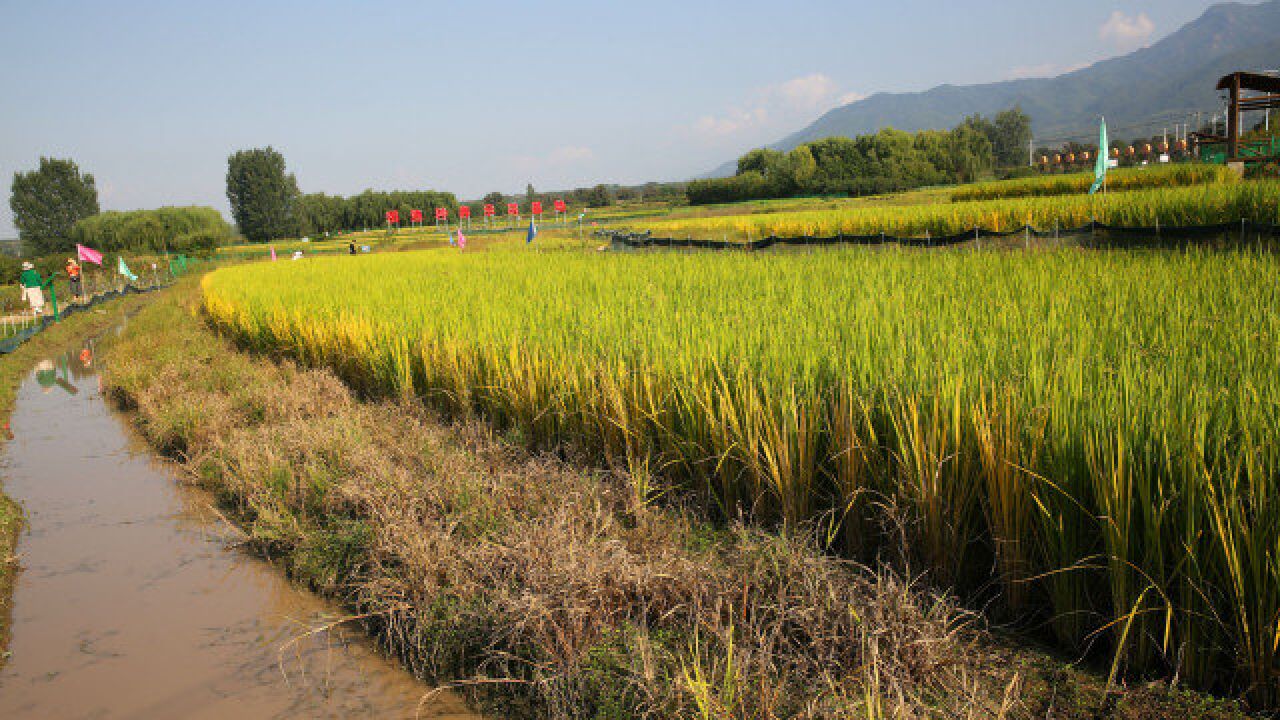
687 108 1033 205
9 156 230 257
71 207 232 255
295 190 458 237
474 180 688 213
228 147 457 241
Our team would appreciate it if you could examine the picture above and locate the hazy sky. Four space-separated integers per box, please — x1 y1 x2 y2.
1 0 1226 234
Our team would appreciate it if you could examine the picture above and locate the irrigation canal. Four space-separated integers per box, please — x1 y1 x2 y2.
0 325 478 718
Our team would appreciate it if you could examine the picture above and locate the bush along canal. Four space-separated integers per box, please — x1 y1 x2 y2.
0 314 476 718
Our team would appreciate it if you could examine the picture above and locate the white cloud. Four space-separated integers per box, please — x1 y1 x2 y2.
692 73 862 139
509 145 595 175
1099 11 1155 49
546 146 593 163
1006 61 1089 80
776 73 839 109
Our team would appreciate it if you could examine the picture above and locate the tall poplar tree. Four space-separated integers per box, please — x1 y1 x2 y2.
226 147 299 242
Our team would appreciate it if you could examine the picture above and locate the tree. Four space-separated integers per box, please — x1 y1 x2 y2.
10 157 100 255
525 183 538 206
483 191 505 207
226 147 299 242
587 184 615 208
992 107 1033 168
737 148 786 178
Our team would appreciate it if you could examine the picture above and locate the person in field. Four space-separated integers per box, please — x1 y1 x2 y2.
348 239 356 255
66 258 83 300
19 262 45 315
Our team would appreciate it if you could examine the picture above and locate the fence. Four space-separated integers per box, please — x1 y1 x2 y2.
598 219 1280 251
0 283 170 355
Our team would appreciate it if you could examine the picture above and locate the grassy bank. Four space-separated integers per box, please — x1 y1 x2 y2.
0 288 162 669
102 280 1257 718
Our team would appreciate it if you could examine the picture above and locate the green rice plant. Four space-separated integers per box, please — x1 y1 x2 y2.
202 243 1280 706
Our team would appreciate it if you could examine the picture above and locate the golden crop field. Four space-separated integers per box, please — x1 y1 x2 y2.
951 163 1240 202
203 245 1280 702
637 181 1280 240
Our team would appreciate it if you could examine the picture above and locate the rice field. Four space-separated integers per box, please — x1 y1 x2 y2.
951 163 1240 203
202 244 1280 704
638 181 1280 240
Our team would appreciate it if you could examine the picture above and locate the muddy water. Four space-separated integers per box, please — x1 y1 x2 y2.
0 338 478 719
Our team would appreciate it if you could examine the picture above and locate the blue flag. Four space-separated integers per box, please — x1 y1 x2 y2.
526 219 538 244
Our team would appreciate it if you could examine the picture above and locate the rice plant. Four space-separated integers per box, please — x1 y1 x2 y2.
951 164 1240 203
638 181 1280 241
203 244 1280 706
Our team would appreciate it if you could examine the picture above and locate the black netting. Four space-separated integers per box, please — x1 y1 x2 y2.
0 283 170 355
599 219 1280 251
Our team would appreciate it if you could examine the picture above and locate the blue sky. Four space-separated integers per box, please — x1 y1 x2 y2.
0 0 1226 234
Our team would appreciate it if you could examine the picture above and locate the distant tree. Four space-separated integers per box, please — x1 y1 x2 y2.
992 107 1033 167
483 191 505 207
784 146 818 193
587 184 615 207
9 157 100 255
525 183 538 205
736 148 786 178
226 147 299 242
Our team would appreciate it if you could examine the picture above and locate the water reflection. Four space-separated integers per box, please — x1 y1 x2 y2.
0 332 479 719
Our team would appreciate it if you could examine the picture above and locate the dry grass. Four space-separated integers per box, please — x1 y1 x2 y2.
100 283 1255 720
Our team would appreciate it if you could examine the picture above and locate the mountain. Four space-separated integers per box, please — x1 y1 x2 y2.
706 1 1280 177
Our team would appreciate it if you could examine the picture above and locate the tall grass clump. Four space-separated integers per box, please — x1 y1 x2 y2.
640 181 1280 240
202 245 1280 707
951 164 1240 203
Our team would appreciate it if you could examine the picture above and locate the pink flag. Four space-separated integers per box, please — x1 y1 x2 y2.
457 229 466 249
76 243 103 266
270 246 277 261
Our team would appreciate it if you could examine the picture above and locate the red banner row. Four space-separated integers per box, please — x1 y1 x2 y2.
385 200 570 224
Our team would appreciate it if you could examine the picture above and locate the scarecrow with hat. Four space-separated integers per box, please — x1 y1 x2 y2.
19 262 46 316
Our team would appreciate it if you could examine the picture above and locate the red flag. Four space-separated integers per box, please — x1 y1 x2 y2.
410 209 423 223
507 203 519 216
435 207 448 220
459 205 471 219
483 204 495 217
554 199 567 213
531 201 543 215
385 210 400 224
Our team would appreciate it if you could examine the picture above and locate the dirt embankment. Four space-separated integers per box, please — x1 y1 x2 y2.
98 282 1253 720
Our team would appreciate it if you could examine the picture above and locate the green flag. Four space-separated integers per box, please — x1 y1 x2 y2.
117 255 138 283
1089 117 1108 195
